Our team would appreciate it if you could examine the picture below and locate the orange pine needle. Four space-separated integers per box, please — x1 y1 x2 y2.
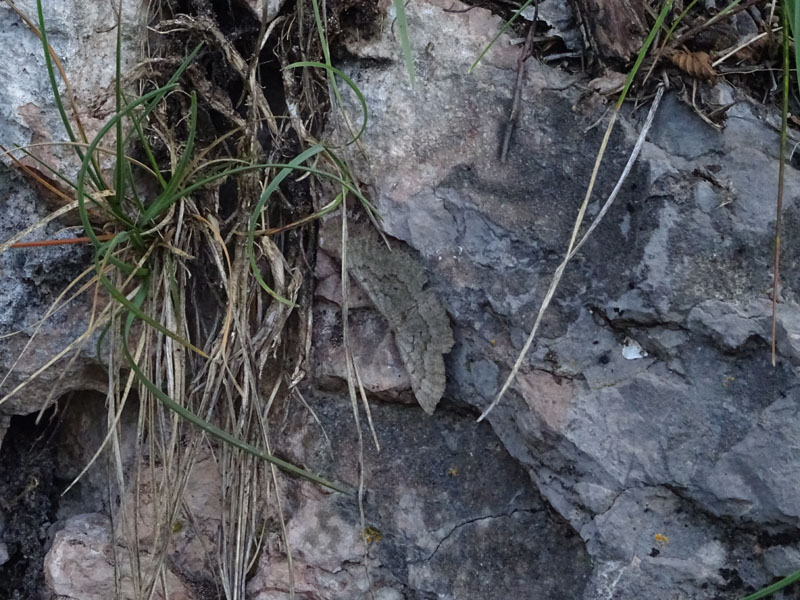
10 233 114 248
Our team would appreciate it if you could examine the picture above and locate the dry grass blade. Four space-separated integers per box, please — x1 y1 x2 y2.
712 28 780 66
476 0 674 422
478 84 666 422
154 15 279 136
772 1 791 367
671 0 763 46
339 208 377 595
3 0 369 596
0 200 80 254
568 85 666 259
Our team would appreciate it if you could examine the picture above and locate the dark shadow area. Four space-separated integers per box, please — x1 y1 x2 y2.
0 407 60 600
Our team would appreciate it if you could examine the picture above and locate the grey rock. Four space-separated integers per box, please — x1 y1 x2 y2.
763 545 800 578
0 0 142 415
578 486 769 599
521 0 581 51
326 0 800 596
0 165 108 414
688 299 800 364
0 506 7 566
248 393 591 599
650 94 727 160
0 0 141 175
2 0 799 597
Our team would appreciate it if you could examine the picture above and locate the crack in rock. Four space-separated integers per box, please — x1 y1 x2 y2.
415 508 541 563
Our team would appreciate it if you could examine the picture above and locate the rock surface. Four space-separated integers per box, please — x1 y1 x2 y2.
0 0 142 414
248 395 590 599
45 513 194 600
312 0 800 597
0 0 799 598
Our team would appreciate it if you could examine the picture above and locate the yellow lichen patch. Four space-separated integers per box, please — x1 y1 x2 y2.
654 533 669 546
363 525 382 544
448 467 458 476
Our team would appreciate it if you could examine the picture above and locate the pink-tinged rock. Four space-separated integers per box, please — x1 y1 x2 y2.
44 513 192 600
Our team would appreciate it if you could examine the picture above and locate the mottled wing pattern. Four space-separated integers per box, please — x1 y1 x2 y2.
346 228 454 414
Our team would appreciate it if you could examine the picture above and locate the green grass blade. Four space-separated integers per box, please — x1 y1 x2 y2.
303 0 371 144
35 0 105 191
95 320 113 363
139 93 199 224
664 0 699 40
75 84 179 247
309 0 332 64
116 45 202 199
392 0 416 85
247 144 328 305
718 0 743 18
742 567 800 599
112 0 125 217
13 144 80 190
122 91 169 191
70 83 214 356
125 159 147 215
789 0 800 96
139 43 203 123
617 0 673 108
93 235 206 356
96 237 148 276
325 148 379 217
770 1 792 366
286 62 369 143
617 0 673 107
176 161 371 207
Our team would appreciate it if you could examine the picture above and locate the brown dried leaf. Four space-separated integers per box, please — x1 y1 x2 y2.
588 70 627 96
669 50 716 80
734 34 775 62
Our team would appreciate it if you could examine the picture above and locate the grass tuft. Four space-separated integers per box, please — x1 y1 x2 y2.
1 0 378 596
